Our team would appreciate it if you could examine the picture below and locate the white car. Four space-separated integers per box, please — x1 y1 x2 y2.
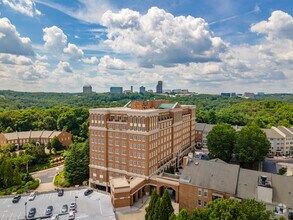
69 202 77 211
51 215 59 220
68 211 75 220
28 192 36 201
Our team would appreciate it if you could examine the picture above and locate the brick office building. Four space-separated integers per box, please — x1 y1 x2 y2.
88 100 196 203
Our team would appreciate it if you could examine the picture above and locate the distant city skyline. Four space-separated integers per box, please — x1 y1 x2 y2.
0 1 292 93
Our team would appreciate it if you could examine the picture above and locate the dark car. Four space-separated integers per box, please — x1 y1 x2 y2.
12 195 21 203
58 189 64 196
28 207 36 219
84 189 93 196
45 205 53 216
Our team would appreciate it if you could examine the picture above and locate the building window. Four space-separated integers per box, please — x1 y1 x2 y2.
198 200 202 206
198 188 202 196
204 201 207 207
204 190 208 197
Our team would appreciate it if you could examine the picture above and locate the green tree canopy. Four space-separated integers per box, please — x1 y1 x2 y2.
50 136 63 151
64 140 89 184
172 198 274 220
207 123 237 162
235 123 270 167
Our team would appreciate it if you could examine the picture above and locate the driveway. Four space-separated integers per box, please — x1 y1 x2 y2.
32 165 63 192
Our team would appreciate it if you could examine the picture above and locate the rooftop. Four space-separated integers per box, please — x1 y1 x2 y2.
180 159 240 195
180 158 293 208
277 126 293 137
262 128 285 139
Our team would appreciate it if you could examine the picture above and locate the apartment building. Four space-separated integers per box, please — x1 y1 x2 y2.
273 126 293 155
263 128 286 156
0 130 72 147
196 123 292 156
179 158 293 218
88 100 196 192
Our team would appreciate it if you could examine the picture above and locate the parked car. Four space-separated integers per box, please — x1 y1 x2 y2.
68 211 75 220
28 207 36 219
84 189 93 196
45 205 53 216
51 214 59 220
12 195 21 203
61 204 68 214
57 189 64 196
28 192 36 201
69 202 76 211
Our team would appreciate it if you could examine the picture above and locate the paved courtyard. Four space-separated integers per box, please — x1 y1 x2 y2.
0 189 116 220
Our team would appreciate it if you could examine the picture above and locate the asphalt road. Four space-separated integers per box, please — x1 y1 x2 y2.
32 165 64 183
0 189 116 220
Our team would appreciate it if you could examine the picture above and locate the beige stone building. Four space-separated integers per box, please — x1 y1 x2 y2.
0 130 72 147
88 100 196 204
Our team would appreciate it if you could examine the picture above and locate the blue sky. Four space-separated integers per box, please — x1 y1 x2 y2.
0 0 292 93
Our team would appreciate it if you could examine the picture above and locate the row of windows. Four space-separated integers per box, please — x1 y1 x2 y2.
159 129 172 137
108 140 127 147
109 157 127 163
129 143 146 150
91 138 105 145
129 151 146 159
90 160 104 167
91 153 104 160
129 134 146 141
198 188 208 197
91 146 104 152
91 131 105 137
129 160 146 168
159 120 172 129
197 200 207 207
108 148 127 155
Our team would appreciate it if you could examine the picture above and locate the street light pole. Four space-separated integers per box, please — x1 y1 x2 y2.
75 195 78 212
24 202 27 220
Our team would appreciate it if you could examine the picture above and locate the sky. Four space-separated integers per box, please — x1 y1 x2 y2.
0 0 292 94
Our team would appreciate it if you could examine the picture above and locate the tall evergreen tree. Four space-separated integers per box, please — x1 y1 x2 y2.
64 141 89 184
145 189 159 220
161 189 174 220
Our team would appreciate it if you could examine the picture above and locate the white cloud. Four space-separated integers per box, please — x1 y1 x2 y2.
2 0 41 17
82 56 99 64
18 61 49 81
43 26 67 53
0 17 34 55
36 0 115 24
54 61 73 74
101 7 227 67
251 10 293 40
63 43 84 60
98 55 127 70
0 53 33 65
36 53 47 61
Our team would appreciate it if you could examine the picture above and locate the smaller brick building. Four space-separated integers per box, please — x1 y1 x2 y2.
0 130 72 147
179 157 293 215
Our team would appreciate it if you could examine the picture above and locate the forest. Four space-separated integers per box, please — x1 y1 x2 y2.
0 91 292 137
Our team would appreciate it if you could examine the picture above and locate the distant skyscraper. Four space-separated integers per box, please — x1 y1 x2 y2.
110 87 123 94
139 86 146 94
83 84 92 94
156 81 163 93
131 86 133 93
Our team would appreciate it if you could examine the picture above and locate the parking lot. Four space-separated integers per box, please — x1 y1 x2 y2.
0 189 116 220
